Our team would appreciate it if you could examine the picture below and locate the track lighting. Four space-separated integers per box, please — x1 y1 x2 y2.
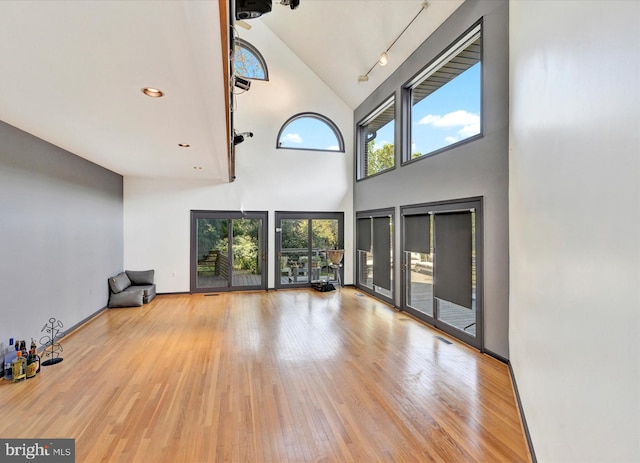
233 131 253 146
357 1 429 82
279 0 300 9
234 76 251 91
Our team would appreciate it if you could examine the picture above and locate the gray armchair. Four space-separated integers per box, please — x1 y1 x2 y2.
108 270 156 308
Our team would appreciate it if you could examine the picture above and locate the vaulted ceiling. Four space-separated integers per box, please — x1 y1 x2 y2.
0 0 461 182
260 0 463 109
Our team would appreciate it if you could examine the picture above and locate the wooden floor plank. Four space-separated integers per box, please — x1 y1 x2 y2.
0 288 531 462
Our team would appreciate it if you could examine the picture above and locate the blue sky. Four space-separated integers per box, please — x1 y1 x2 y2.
278 117 341 151
277 62 480 155
373 63 481 155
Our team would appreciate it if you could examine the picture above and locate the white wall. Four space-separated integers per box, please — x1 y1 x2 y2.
124 20 353 291
509 1 640 461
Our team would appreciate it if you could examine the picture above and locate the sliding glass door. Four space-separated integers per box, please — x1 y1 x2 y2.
191 211 267 292
401 198 482 349
275 212 343 288
355 209 394 303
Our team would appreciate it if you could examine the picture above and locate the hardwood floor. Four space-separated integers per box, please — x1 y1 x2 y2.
0 289 531 462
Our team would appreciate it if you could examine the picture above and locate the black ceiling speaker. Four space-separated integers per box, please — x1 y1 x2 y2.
236 0 272 20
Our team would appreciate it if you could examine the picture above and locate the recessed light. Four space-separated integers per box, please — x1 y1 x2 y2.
141 87 164 98
193 166 203 170
178 143 190 148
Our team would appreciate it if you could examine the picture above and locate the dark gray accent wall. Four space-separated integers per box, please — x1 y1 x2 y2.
353 0 509 357
0 120 123 345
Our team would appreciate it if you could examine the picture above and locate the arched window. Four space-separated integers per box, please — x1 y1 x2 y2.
277 113 345 152
234 38 268 81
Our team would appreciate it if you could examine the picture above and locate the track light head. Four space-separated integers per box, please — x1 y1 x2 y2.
233 131 254 146
234 76 251 91
279 0 300 9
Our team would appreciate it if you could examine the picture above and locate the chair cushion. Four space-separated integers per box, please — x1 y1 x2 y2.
125 269 154 285
109 272 131 294
125 283 154 296
142 284 156 303
108 289 143 308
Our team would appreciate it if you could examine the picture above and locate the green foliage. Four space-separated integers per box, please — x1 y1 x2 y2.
232 235 259 273
281 219 307 249
281 219 340 251
312 219 339 249
197 218 261 273
197 219 228 258
367 140 394 175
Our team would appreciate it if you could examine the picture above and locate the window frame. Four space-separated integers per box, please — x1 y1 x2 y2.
234 38 269 81
401 21 483 165
356 94 397 180
276 112 345 153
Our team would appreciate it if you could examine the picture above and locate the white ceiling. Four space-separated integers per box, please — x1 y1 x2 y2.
261 0 463 109
0 0 461 182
